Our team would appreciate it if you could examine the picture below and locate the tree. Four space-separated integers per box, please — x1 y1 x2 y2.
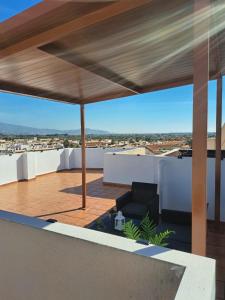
63 139 69 148
186 138 192 148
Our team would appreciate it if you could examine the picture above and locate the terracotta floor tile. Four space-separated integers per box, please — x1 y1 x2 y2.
0 169 128 229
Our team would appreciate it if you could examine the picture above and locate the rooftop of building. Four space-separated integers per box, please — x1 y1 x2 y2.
0 169 128 227
0 167 223 299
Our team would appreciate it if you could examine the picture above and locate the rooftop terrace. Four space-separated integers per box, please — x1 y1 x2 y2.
0 0 224 298
0 169 128 227
0 167 223 299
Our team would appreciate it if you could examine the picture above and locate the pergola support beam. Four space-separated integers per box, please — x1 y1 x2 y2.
0 79 78 104
215 74 223 224
80 104 86 209
192 0 210 256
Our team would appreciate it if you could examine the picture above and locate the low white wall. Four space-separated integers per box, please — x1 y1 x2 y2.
0 153 24 185
73 148 131 169
34 149 66 176
104 153 225 221
159 157 225 221
104 153 162 185
73 148 106 169
23 152 36 180
0 150 70 184
0 211 216 300
0 148 127 185
159 157 192 213
1 148 225 222
117 147 147 155
0 212 182 300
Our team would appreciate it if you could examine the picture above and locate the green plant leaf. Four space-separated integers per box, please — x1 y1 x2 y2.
149 230 174 247
96 219 106 230
123 220 141 240
140 213 156 241
123 214 174 248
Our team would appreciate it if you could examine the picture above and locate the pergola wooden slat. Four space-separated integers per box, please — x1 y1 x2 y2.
0 0 225 256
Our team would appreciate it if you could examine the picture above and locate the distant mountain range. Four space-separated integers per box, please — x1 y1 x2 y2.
0 122 110 136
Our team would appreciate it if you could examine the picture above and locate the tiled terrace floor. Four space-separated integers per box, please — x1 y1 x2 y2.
0 170 128 227
0 170 224 299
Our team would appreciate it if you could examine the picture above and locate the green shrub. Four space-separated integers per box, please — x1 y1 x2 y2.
123 213 174 247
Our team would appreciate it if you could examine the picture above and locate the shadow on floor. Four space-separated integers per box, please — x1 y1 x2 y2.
35 207 83 218
59 177 125 199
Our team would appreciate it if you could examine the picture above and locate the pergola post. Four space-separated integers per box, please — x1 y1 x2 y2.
215 74 223 224
80 104 86 209
192 0 210 256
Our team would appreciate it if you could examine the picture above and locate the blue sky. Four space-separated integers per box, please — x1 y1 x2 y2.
0 1 224 133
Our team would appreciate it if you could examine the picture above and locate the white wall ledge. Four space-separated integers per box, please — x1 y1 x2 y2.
0 210 215 300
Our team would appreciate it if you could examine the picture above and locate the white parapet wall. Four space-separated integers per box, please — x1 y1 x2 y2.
104 152 162 185
72 147 130 169
103 153 225 221
0 147 130 185
1 148 225 222
34 149 68 176
0 211 216 300
0 153 24 185
158 157 225 221
158 157 224 220
0 150 69 184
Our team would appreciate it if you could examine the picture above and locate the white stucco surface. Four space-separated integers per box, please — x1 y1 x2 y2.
0 153 24 185
0 149 224 222
104 153 225 221
0 148 126 185
0 211 216 300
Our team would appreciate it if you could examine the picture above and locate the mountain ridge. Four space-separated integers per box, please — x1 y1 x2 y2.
0 122 110 135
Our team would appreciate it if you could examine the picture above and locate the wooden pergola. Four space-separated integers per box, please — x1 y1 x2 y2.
0 0 225 256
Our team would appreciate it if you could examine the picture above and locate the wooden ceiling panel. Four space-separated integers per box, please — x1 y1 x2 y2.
0 2 112 49
54 0 194 87
0 0 224 104
0 48 129 103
